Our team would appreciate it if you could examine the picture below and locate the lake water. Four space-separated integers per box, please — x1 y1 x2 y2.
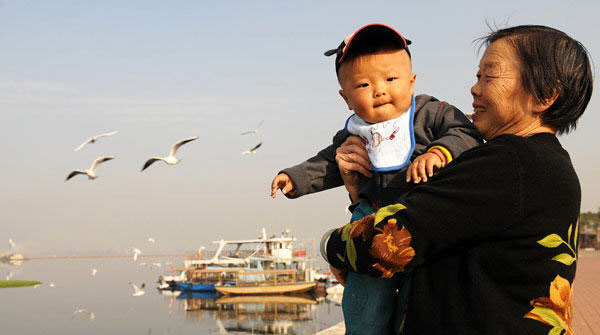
0 257 343 334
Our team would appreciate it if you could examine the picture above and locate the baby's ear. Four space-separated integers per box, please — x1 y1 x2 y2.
409 73 417 95
339 89 353 110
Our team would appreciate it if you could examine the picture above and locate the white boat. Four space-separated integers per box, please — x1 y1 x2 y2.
158 228 316 291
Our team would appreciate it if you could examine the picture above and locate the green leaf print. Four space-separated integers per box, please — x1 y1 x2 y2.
574 218 579 249
528 307 566 329
548 326 564 335
537 234 564 248
374 203 406 226
338 223 358 271
341 224 351 241
551 253 576 266
346 239 358 272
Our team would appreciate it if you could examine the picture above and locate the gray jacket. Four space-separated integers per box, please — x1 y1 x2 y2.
281 94 483 208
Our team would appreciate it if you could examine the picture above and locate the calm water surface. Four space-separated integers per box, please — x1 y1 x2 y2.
0 258 342 334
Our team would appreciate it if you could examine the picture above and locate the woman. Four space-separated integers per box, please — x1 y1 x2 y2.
326 25 593 334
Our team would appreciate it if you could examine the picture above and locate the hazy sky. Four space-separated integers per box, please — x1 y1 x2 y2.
1 0 599 255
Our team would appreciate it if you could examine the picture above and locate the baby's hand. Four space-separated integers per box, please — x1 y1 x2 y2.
270 173 296 198
406 150 445 184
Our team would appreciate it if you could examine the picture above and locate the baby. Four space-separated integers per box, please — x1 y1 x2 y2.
271 24 482 334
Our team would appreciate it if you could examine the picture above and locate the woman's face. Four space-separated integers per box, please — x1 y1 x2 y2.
470 39 538 140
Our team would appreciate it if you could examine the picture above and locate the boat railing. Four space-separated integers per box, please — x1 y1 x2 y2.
227 269 299 286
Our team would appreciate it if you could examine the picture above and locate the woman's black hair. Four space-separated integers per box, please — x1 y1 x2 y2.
481 25 593 134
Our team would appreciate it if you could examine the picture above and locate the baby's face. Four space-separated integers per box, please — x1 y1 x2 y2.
338 49 416 124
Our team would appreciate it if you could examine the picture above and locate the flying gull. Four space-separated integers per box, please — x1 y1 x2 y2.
74 131 118 151
129 282 146 297
132 247 142 262
65 156 115 181
241 120 264 135
72 308 95 320
242 142 262 155
141 136 198 171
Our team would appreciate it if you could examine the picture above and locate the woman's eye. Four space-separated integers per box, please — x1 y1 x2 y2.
359 83 369 88
386 77 397 82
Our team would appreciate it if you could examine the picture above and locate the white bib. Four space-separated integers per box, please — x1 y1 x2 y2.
344 96 415 171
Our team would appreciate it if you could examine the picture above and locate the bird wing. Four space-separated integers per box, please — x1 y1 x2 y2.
95 130 118 139
66 170 86 181
129 282 139 292
72 309 88 316
170 136 198 157
255 120 264 130
240 120 264 135
141 157 163 171
74 138 92 151
250 142 263 152
90 156 115 172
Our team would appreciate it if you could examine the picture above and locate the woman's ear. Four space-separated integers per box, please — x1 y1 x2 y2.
339 89 353 110
534 91 559 113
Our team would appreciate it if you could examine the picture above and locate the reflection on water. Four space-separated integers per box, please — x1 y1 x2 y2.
0 258 342 335
166 289 331 334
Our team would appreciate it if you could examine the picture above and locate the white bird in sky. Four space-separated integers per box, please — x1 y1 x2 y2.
72 308 95 320
242 142 262 155
65 156 115 181
241 120 264 135
147 237 156 244
141 136 198 172
8 238 15 250
129 282 146 297
74 131 118 151
132 247 142 262
91 268 97 277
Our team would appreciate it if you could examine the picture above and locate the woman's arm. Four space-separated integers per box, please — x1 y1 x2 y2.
326 141 523 277
334 135 372 202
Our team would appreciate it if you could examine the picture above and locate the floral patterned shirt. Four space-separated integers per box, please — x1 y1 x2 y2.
326 133 579 335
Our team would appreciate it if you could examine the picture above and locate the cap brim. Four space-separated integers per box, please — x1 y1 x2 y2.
338 23 410 64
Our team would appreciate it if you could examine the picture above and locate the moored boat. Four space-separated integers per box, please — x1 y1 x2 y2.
214 269 316 295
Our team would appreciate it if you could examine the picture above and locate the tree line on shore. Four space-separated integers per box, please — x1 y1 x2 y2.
580 207 600 231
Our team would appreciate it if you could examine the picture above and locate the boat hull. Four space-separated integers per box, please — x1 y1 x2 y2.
176 282 215 292
214 281 316 295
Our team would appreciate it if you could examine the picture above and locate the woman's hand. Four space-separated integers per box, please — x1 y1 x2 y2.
336 136 372 202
